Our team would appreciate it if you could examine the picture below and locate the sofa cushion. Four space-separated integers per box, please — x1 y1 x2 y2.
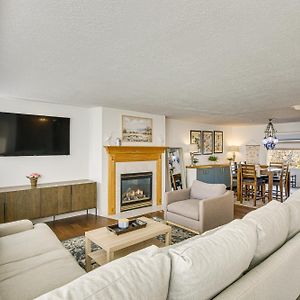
286 188 300 202
36 245 170 300
213 232 300 300
167 219 257 300
167 199 199 220
284 197 300 239
0 220 33 237
0 223 63 265
0 248 85 300
244 201 289 268
190 180 226 200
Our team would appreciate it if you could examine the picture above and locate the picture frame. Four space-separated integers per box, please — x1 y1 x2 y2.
214 131 223 153
190 130 202 145
202 131 213 155
122 115 153 143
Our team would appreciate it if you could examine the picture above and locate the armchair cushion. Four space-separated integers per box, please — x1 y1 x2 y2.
0 220 33 237
190 180 226 200
167 199 199 220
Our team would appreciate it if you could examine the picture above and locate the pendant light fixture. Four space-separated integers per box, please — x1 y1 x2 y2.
262 119 279 150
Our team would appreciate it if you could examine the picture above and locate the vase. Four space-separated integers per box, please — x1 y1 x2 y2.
29 178 38 188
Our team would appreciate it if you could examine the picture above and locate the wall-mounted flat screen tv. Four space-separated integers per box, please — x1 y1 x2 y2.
0 112 70 156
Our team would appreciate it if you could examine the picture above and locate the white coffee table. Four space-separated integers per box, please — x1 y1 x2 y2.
85 217 171 271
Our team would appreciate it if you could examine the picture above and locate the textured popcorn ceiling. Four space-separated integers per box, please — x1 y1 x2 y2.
1 1 300 125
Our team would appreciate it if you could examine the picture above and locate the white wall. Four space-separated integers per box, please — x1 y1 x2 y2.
0 98 91 186
166 118 232 166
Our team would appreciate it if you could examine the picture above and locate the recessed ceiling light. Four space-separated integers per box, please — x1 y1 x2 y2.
292 105 300 110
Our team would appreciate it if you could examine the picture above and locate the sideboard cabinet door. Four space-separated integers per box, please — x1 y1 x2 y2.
72 183 96 211
40 186 72 217
5 189 41 222
58 186 72 214
40 187 59 217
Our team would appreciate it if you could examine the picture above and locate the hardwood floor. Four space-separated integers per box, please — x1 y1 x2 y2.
46 214 115 241
47 211 164 241
48 206 254 241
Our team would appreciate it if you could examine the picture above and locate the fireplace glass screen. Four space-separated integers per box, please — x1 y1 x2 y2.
120 172 152 211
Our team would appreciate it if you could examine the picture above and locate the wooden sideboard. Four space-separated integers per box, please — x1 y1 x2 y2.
0 180 97 223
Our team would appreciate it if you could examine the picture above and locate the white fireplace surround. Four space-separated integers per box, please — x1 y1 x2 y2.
116 161 157 214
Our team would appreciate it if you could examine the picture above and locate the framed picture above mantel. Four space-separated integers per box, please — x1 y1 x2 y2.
214 131 223 153
122 115 153 143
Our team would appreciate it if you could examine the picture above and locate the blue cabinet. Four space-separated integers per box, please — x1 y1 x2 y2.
196 166 230 188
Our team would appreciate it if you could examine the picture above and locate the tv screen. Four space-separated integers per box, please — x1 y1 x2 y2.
0 112 70 156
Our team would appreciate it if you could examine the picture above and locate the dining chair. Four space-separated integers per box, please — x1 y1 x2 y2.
273 164 289 202
258 165 272 203
230 162 238 192
241 164 265 206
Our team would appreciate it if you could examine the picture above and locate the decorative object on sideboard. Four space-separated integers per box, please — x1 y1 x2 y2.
214 131 223 153
115 137 122 146
262 119 279 150
228 145 240 162
208 155 218 163
122 115 152 143
26 173 41 188
202 131 213 155
189 143 199 166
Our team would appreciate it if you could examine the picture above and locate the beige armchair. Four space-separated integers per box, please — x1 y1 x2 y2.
164 188 234 234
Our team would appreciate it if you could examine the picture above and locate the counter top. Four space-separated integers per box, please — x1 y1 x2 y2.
186 164 230 169
0 179 95 193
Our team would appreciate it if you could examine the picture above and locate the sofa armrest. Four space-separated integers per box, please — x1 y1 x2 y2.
199 191 234 233
165 188 191 207
0 219 33 237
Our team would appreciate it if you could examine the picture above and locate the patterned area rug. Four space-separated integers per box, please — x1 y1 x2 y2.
62 219 196 269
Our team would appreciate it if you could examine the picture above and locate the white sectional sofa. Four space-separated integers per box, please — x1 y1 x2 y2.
2 190 300 300
0 221 85 300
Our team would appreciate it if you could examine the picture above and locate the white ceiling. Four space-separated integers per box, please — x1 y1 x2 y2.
1 1 300 125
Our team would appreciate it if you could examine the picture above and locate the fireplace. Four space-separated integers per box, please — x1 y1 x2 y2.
120 172 153 212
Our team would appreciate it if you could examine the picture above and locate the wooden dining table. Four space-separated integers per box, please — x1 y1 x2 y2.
237 167 290 204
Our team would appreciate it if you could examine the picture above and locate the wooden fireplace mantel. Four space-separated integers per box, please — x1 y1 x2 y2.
104 146 167 215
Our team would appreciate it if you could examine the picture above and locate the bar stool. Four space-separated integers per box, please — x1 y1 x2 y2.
230 162 238 192
273 164 289 202
241 164 266 207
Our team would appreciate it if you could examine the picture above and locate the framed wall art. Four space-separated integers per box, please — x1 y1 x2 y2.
202 131 213 155
122 115 153 143
190 130 201 145
214 131 223 153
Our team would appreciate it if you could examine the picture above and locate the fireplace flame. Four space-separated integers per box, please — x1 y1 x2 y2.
123 187 148 202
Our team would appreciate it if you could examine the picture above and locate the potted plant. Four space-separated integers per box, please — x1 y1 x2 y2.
26 173 41 188
208 155 218 164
